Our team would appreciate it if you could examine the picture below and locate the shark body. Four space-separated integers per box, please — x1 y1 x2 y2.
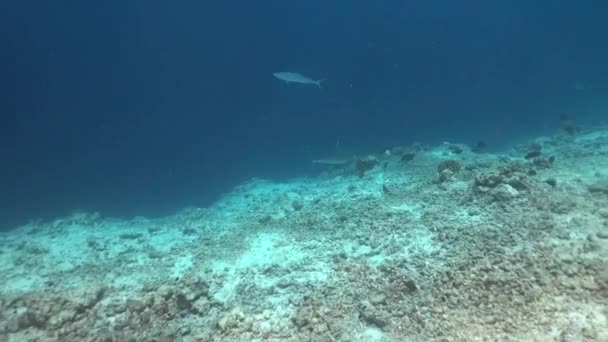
273 72 325 88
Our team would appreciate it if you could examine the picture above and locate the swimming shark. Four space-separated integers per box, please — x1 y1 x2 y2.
273 72 325 88
312 159 349 166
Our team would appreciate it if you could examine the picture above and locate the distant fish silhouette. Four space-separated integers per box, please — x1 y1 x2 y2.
312 159 349 166
273 72 325 88
525 151 542 159
559 113 578 135
472 140 487 153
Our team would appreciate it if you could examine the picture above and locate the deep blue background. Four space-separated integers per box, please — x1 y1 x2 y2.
1 1 607 230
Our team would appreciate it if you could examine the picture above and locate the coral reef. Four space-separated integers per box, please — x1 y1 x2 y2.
1 127 607 341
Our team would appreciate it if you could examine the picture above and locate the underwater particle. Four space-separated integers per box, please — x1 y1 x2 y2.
356 156 379 177
525 151 542 159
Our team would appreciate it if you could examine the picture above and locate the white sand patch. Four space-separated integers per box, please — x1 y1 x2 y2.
171 254 193 279
211 230 330 304
357 327 385 341
386 202 424 221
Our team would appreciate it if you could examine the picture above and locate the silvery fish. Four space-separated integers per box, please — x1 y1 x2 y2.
273 72 325 88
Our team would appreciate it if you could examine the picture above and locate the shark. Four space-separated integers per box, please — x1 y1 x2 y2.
312 159 350 166
273 72 325 88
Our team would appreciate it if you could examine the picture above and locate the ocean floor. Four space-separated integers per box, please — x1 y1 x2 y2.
1 126 607 342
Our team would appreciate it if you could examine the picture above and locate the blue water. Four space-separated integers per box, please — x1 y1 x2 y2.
1 1 607 230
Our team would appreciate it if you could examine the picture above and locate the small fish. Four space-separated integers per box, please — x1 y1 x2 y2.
273 72 325 88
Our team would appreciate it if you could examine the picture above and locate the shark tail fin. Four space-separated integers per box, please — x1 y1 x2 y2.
316 79 326 89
